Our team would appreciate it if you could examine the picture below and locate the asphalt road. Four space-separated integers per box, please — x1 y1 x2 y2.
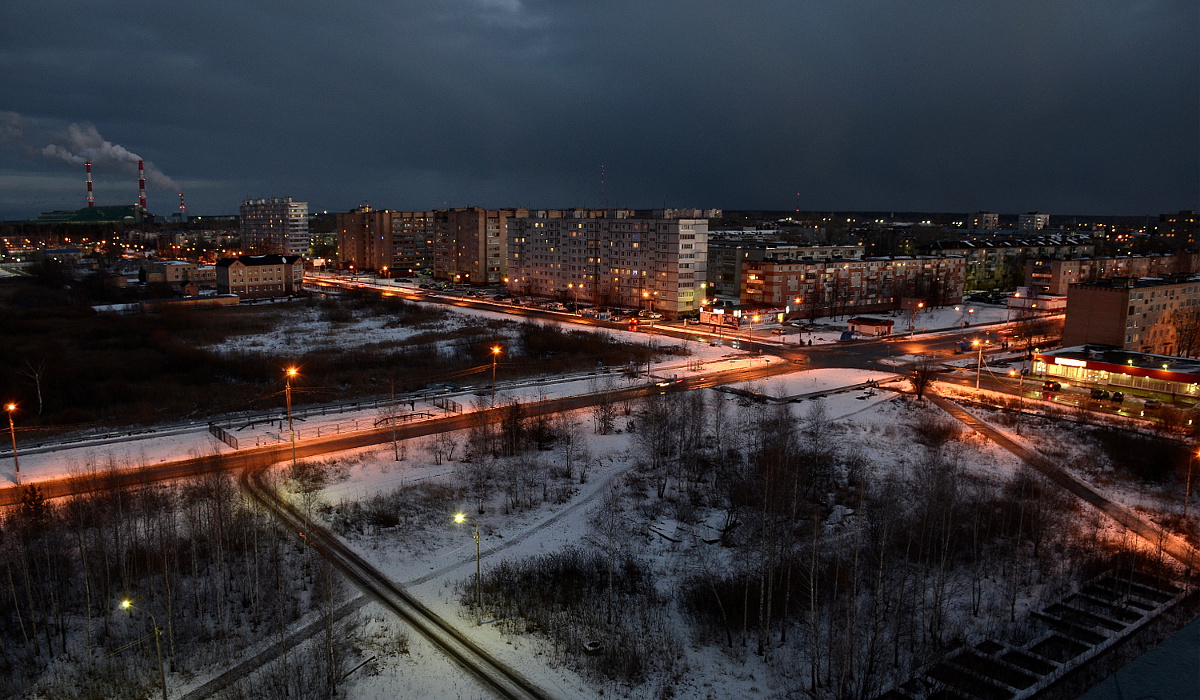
0 361 794 507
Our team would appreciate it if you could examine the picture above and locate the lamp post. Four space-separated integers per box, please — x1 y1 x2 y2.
284 367 298 469
5 403 18 486
973 339 984 389
909 301 924 338
120 599 168 700
454 512 482 624
568 283 580 313
490 346 502 407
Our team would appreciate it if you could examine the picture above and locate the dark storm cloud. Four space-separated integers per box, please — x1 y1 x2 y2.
0 0 1195 218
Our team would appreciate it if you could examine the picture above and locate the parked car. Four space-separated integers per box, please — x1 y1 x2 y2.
1143 399 1162 410
1089 388 1111 400
1042 380 1062 392
1111 392 1124 403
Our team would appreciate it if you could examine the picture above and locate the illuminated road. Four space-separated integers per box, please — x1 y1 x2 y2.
0 361 794 507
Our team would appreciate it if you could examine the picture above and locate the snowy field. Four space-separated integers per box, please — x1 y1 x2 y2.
16 293 1155 700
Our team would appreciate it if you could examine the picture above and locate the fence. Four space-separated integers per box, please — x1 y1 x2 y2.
431 397 462 413
208 423 239 450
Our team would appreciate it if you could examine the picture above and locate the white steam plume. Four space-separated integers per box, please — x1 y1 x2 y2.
41 121 178 190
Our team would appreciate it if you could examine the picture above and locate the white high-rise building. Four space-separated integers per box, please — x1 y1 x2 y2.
240 197 309 256
507 213 708 317
1019 212 1050 231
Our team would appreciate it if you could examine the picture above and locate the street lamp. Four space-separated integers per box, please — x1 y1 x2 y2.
490 346 502 407
284 367 298 469
568 283 580 313
453 512 482 624
973 339 984 389
120 599 168 700
749 314 761 351
910 301 924 338
5 403 18 486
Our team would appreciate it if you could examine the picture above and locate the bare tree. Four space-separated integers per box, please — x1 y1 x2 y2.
18 360 46 415
1169 307 1200 358
909 356 939 400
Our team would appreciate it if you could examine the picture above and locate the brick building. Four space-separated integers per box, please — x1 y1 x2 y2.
1062 275 1200 355
740 256 966 317
336 205 394 273
215 254 305 299
706 239 863 298
1026 253 1200 295
919 234 1094 290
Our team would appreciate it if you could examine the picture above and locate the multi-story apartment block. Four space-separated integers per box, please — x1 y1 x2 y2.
391 211 434 276
507 213 709 318
741 256 965 316
239 197 309 257
215 254 305 299
967 212 1000 231
707 239 864 298
1018 212 1050 231
1152 210 1199 248
1026 253 1200 296
1062 275 1200 355
919 234 1094 290
429 207 521 285
336 205 393 273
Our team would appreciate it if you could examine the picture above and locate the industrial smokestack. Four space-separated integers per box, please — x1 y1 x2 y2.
138 159 146 209
178 192 186 222
85 161 94 207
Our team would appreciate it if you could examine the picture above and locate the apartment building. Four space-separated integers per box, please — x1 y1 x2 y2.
1018 212 1050 231
1026 253 1200 295
707 239 864 298
215 254 305 299
507 213 708 317
1062 275 1200 355
741 256 965 316
336 205 393 272
433 207 520 285
919 234 1094 290
391 211 434 276
239 197 309 256
966 212 999 231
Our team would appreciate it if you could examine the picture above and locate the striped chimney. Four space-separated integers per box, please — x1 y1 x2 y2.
85 161 94 207
138 160 147 209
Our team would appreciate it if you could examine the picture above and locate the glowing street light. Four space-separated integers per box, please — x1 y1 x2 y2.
120 599 168 700
284 367 299 468
5 403 18 486
567 283 580 313
973 339 984 389
454 512 482 624
910 301 924 338
490 346 502 407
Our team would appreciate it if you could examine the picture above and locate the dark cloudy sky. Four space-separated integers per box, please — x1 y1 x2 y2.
2 1 1196 219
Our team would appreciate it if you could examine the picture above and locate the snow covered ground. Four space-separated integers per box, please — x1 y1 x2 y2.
7 292 1112 700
